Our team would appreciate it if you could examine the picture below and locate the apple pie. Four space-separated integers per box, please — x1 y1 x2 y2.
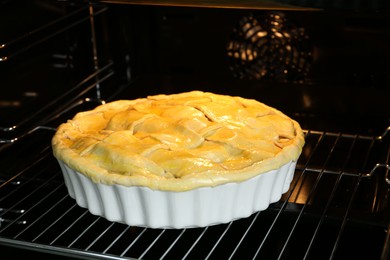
52 91 305 228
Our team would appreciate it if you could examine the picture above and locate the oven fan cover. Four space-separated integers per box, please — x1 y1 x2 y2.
227 12 312 83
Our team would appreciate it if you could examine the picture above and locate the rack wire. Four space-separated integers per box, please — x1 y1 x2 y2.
0 61 117 145
0 4 107 63
0 119 388 259
0 3 109 143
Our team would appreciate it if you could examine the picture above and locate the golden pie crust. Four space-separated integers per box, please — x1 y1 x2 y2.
52 91 305 191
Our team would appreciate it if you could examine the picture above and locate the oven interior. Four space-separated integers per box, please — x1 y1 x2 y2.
0 1 389 259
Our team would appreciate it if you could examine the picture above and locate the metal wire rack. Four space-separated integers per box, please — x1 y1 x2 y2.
0 111 388 259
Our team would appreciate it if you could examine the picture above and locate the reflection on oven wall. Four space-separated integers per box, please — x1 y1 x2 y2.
100 5 390 135
0 2 389 136
106 6 390 88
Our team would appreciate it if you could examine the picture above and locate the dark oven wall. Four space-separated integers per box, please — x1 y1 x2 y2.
99 4 390 135
1 1 389 136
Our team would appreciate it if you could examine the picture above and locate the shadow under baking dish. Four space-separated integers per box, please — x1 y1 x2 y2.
58 160 297 229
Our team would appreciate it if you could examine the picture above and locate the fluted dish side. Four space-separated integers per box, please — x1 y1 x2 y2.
59 160 296 229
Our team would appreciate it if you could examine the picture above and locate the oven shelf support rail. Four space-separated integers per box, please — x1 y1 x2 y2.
363 163 390 185
0 62 115 145
364 125 390 184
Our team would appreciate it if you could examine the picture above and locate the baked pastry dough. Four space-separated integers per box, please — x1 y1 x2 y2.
52 91 305 191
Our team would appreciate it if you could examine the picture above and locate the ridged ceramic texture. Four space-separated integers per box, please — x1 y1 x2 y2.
59 160 296 229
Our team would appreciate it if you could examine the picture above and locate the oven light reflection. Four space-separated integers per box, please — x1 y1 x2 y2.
289 176 311 204
0 100 21 107
302 93 312 108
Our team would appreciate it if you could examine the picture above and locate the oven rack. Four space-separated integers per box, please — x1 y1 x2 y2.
0 1 110 143
0 120 389 259
0 3 107 63
0 61 118 146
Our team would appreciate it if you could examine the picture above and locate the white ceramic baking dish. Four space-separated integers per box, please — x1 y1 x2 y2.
58 159 296 229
